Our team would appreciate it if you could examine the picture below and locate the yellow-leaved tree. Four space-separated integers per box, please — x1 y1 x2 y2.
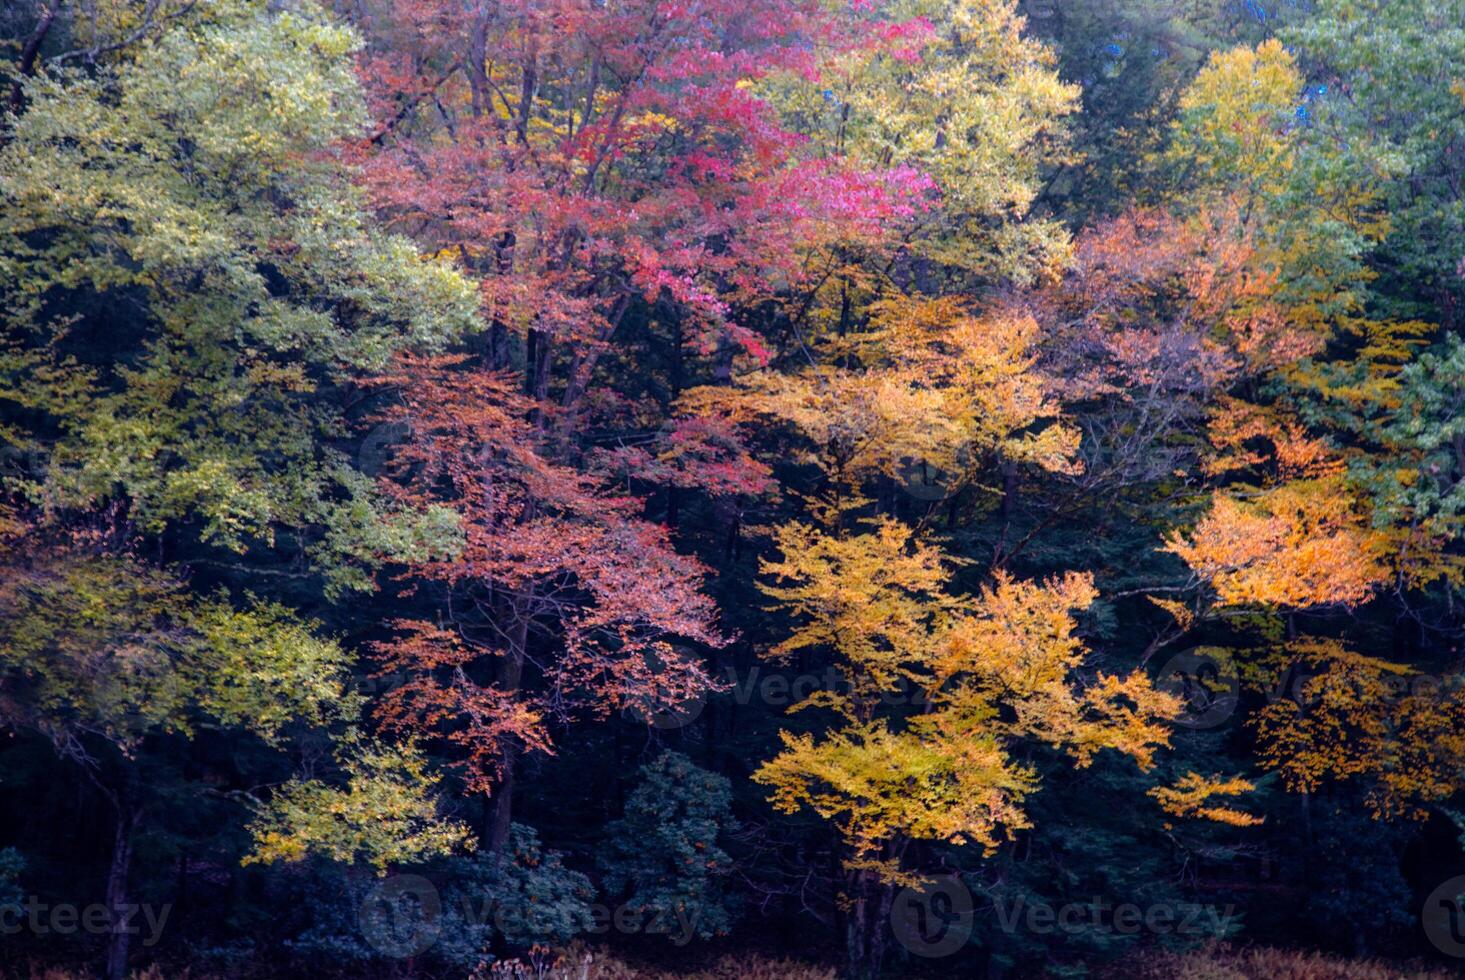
752 519 1179 976
680 294 1080 523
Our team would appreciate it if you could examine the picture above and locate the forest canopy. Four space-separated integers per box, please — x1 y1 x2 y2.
2 1 1465 978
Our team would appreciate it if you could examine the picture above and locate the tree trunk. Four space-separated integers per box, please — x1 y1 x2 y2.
999 459 1018 521
844 868 882 980
488 762 516 854
869 878 895 976
7 0 61 117
845 878 868 980
489 604 530 853
488 230 516 370
105 803 140 980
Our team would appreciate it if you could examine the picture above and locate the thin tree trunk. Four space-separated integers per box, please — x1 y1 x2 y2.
845 867 876 980
488 762 515 853
489 605 530 853
105 803 139 980
870 878 895 978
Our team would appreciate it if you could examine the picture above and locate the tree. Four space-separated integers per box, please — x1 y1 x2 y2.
762 0 1080 283
1285 0 1465 328
1016 0 1282 224
0 5 479 974
1164 477 1391 610
365 356 725 850
0 533 456 979
681 296 1080 523
599 751 742 943
0 0 477 592
353 0 922 379
1164 37 1384 336
752 519 1178 976
243 738 470 872
1249 639 1465 820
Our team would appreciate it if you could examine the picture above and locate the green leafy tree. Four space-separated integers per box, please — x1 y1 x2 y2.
0 0 475 593
599 751 742 944
0 4 479 976
0 543 422 979
1285 0 1465 328
449 824 596 950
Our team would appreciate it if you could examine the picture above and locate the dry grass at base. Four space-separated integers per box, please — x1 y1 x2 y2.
483 946 836 980
1103 945 1458 980
8 944 1455 979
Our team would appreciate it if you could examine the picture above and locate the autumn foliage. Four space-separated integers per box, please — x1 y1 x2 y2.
4 0 1465 978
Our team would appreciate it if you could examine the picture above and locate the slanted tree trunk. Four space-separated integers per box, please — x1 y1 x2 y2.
7 0 61 116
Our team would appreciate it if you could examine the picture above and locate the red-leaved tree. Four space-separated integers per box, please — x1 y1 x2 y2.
351 0 930 848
